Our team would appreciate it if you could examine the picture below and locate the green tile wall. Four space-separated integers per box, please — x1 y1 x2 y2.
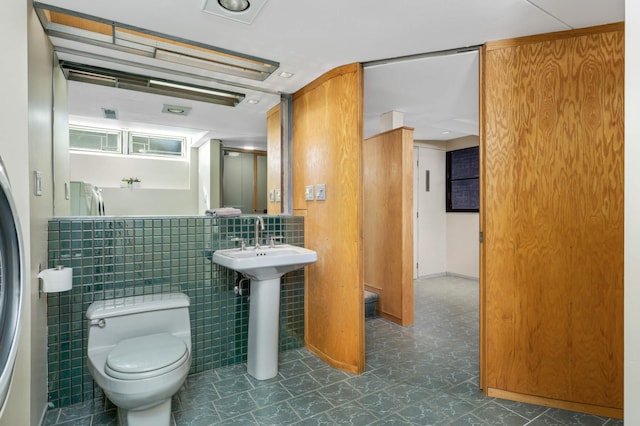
46 215 305 408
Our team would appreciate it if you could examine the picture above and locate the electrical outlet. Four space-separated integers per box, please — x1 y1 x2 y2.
275 189 281 202
269 189 275 202
305 185 314 201
315 184 326 201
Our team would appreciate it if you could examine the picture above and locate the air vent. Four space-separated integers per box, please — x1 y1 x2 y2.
102 108 118 119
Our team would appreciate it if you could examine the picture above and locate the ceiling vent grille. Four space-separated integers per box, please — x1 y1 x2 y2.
101 108 118 119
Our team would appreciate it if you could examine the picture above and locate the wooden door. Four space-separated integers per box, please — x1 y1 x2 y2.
481 24 624 417
414 146 446 278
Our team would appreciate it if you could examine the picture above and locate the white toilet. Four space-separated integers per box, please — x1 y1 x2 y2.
86 293 192 426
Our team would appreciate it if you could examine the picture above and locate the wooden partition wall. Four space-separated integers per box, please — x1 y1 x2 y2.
291 63 365 374
363 127 414 326
266 105 281 214
481 23 624 418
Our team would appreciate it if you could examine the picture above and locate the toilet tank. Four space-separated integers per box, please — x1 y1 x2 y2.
86 293 191 351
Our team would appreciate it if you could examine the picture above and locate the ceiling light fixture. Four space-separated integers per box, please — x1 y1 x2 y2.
202 0 268 25
149 80 240 99
33 2 279 81
279 71 294 78
162 104 192 116
218 0 250 12
61 61 245 107
246 99 260 104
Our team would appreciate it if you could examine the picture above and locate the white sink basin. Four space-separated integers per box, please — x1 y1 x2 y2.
211 244 317 280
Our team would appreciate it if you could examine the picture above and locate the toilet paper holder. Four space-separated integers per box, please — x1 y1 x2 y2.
38 264 73 298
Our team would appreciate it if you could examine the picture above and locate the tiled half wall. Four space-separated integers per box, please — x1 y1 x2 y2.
46 215 305 408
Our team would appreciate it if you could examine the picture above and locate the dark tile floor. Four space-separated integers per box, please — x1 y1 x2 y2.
43 276 624 425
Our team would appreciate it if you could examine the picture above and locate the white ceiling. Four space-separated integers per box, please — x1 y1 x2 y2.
39 0 624 150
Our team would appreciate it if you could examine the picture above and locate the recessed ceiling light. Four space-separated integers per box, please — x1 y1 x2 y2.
218 0 250 12
246 99 260 104
441 131 451 135
162 104 192 116
279 71 294 78
202 0 269 25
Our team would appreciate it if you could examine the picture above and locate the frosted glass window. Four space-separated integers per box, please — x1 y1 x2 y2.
69 127 122 153
129 133 184 158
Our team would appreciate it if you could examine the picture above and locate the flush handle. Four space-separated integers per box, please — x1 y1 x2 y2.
90 318 106 328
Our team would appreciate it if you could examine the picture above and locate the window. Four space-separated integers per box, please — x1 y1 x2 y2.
129 133 185 158
69 126 187 159
69 126 122 154
446 146 479 212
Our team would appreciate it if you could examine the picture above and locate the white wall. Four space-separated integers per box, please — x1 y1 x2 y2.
100 188 198 215
414 145 447 277
69 149 199 215
27 5 55 424
70 152 191 189
198 139 222 213
413 137 480 279
446 214 479 278
0 1 32 425
626 0 639 422
198 141 211 212
446 136 480 279
53 63 70 217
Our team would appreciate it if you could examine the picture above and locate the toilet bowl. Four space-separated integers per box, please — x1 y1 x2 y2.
86 293 191 426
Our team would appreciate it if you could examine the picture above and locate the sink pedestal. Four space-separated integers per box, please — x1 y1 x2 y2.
247 277 281 380
210 241 317 380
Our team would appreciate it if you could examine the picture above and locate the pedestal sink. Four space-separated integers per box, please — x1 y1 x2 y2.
211 243 317 380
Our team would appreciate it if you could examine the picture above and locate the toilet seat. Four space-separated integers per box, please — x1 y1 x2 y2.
105 333 188 380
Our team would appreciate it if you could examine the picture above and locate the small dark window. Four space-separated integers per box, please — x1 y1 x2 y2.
446 146 479 212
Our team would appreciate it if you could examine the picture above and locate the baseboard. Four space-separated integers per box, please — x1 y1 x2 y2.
487 388 623 419
414 272 479 280
445 272 479 281
415 272 446 279
304 342 363 375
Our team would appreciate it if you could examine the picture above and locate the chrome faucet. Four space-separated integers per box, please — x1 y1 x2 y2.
254 216 264 249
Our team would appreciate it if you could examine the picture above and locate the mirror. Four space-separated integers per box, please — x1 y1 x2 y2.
55 75 279 217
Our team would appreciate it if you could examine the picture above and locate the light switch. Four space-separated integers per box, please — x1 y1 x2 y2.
315 184 326 201
275 189 281 202
269 189 275 202
34 171 42 196
304 185 314 201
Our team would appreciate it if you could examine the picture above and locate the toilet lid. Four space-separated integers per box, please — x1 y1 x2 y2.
105 333 188 380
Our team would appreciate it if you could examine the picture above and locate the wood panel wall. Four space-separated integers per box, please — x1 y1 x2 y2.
481 23 624 418
363 127 414 326
266 105 281 214
292 63 365 374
